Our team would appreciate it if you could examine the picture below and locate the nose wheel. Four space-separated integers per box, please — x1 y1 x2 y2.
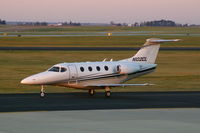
40 85 45 98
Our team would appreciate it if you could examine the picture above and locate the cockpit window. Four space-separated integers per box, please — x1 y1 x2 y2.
61 67 67 72
48 67 60 72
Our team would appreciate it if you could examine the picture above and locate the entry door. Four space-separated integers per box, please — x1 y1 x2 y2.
68 65 78 84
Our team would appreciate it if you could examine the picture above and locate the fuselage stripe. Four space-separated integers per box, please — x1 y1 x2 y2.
77 67 156 81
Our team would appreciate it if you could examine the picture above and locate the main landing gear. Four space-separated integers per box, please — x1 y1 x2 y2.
40 85 45 98
88 89 95 96
105 86 111 98
88 87 111 98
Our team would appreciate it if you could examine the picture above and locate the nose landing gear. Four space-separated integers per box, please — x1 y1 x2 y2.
40 85 45 98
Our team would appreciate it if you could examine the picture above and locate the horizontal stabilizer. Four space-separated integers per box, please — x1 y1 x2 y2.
85 83 154 87
145 38 180 45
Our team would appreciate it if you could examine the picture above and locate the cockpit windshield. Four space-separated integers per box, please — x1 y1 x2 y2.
48 66 67 72
48 67 60 72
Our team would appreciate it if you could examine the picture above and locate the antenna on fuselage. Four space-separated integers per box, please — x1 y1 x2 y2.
110 59 113 62
103 58 107 62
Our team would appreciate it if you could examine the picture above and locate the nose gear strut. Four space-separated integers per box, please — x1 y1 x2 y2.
40 85 45 98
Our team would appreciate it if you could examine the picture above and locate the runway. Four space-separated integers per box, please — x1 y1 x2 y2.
0 91 200 112
0 47 200 51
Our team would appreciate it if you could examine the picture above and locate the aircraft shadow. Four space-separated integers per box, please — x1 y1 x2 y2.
0 92 200 112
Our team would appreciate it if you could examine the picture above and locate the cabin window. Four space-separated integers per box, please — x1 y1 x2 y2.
61 67 67 72
48 67 60 72
96 66 100 71
104 66 109 71
88 66 92 71
80 67 84 72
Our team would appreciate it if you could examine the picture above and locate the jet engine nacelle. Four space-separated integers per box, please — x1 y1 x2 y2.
116 64 140 74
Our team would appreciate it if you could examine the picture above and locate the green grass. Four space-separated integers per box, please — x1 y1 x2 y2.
1 26 200 33
0 50 199 93
0 36 200 47
1 26 199 47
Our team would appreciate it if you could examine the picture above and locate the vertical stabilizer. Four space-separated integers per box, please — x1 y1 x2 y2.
121 38 180 64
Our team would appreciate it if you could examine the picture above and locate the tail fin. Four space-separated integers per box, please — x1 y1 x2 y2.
122 38 180 64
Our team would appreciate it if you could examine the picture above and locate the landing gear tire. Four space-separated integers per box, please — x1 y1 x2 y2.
88 89 95 96
40 92 45 98
105 91 111 98
105 86 111 98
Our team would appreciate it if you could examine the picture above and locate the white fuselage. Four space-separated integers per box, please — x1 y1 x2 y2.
21 61 157 90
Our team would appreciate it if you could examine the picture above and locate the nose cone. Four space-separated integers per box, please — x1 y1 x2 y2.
20 72 45 85
20 77 37 84
20 71 63 85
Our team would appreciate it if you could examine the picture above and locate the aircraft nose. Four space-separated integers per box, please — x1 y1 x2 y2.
20 72 54 85
20 77 37 84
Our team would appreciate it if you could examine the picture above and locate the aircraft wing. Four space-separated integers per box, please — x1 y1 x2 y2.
85 83 154 87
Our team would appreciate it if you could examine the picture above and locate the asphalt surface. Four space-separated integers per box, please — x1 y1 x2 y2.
1 109 200 133
0 91 200 112
0 47 200 51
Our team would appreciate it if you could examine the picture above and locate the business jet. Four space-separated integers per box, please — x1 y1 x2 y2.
21 38 179 98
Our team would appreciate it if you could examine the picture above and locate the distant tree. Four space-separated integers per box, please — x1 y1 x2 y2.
34 22 40 26
110 21 123 26
62 22 68 26
122 23 128 26
133 22 139 27
40 22 48 26
33 22 48 26
182 24 188 27
110 21 115 25
136 20 182 27
0 19 6 25
62 21 81 26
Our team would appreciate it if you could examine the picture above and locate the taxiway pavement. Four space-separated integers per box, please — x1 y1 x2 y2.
0 92 200 112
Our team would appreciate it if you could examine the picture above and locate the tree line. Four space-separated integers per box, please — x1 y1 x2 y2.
134 20 187 27
111 20 191 27
61 21 81 26
0 19 6 25
17 21 81 26
0 18 198 27
17 22 48 26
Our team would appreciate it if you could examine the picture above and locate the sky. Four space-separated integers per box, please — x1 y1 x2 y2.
0 0 200 24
